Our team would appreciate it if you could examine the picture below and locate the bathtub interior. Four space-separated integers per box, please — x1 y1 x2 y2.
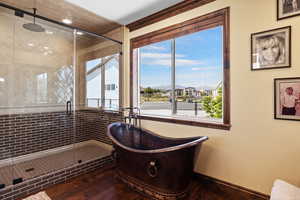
109 123 203 150
0 140 112 188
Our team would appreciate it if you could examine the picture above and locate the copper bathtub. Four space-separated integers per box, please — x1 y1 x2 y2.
107 122 208 200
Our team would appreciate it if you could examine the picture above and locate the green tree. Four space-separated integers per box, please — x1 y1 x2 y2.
144 87 161 95
201 87 222 119
202 96 213 116
143 87 162 101
144 87 154 95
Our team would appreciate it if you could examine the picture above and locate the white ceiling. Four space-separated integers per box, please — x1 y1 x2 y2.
65 0 184 25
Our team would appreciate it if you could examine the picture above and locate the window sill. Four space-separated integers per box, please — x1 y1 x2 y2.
138 115 231 130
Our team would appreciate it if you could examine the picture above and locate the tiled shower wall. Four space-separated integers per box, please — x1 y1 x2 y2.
77 109 123 145
0 109 123 160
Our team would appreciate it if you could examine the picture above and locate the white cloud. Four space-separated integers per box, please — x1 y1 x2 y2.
144 58 203 67
141 52 205 67
176 59 203 66
143 45 166 51
148 59 171 66
191 66 219 71
141 53 185 59
175 72 222 88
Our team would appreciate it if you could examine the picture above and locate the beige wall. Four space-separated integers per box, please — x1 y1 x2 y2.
122 0 300 195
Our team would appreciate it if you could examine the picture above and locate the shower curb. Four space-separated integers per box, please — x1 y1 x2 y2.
0 155 114 200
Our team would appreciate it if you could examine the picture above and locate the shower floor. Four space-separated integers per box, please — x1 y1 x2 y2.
0 141 112 188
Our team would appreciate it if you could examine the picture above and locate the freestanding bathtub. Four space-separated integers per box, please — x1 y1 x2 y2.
107 122 208 200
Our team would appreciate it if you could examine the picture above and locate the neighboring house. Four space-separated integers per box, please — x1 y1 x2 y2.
184 87 197 97
161 91 169 97
86 55 119 109
175 89 184 96
103 58 119 108
195 90 202 98
165 89 184 97
213 81 223 98
105 84 116 91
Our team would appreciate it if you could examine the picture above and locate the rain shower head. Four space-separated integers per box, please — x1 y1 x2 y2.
23 8 45 32
23 23 45 32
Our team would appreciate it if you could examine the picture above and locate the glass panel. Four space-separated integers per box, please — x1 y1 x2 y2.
139 40 172 116
77 32 121 163
86 58 102 108
105 54 119 110
83 38 121 111
4 9 76 185
0 5 122 188
175 26 224 122
0 6 14 189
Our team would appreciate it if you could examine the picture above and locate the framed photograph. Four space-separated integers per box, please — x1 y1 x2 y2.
278 0 300 20
274 77 300 121
251 26 291 70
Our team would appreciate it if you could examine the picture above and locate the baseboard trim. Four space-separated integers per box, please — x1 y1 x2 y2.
194 173 270 200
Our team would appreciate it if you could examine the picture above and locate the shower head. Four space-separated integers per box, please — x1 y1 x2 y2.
23 8 45 32
23 23 45 32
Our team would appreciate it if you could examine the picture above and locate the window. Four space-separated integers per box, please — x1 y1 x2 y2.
86 54 120 110
105 84 116 91
86 58 102 107
131 8 230 130
36 73 48 103
54 66 74 104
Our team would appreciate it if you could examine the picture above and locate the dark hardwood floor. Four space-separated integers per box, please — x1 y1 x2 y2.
24 166 268 200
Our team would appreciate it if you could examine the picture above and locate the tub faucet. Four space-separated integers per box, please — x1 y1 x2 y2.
122 107 141 129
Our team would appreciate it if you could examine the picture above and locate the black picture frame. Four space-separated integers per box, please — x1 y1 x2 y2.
251 26 291 71
277 0 300 20
274 77 300 121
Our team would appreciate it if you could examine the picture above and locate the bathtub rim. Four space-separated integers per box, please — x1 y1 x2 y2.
107 122 208 154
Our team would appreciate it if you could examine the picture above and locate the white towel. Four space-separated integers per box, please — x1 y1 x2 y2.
270 179 300 200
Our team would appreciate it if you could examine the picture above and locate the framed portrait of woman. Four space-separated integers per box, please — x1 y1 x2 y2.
278 0 300 20
251 26 291 70
274 77 300 121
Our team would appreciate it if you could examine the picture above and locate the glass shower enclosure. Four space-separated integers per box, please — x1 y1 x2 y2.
0 4 121 189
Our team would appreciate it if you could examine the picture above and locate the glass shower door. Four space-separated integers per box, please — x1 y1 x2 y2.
74 31 121 164
7 10 76 185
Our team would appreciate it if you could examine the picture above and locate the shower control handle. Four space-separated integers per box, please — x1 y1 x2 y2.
66 101 72 115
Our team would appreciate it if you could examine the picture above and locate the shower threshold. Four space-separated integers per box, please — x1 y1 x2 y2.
0 140 113 188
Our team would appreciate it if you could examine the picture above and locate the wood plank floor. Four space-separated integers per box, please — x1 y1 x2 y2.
23 167 267 200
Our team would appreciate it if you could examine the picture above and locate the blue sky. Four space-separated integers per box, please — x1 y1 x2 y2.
140 26 223 89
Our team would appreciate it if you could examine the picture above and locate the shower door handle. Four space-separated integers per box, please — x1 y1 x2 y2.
66 101 72 115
